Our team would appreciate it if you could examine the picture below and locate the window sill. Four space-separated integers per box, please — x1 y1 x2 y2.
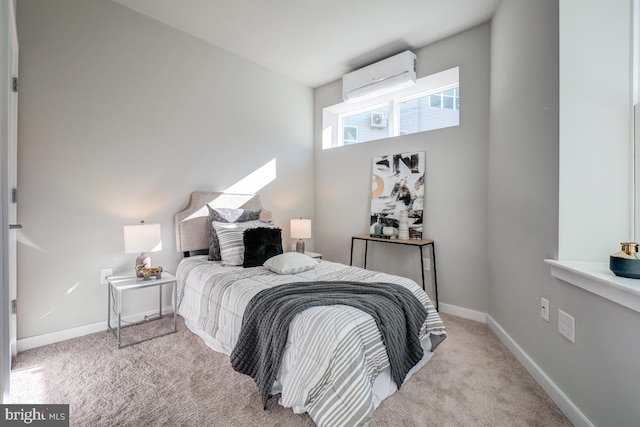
544 259 640 313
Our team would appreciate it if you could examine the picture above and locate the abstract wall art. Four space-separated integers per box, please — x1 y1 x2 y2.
370 151 425 239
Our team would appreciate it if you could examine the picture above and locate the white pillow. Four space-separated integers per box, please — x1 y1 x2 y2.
213 220 274 266
263 252 318 274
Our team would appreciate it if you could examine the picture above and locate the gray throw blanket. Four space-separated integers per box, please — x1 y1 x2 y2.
230 281 429 409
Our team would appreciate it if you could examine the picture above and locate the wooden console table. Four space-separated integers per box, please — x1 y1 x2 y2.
349 234 439 310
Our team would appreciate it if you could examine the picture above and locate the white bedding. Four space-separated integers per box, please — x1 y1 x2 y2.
176 256 446 426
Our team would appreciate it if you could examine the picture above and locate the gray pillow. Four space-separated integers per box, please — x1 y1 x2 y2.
207 206 261 261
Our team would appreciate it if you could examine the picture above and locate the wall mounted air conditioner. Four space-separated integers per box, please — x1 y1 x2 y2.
342 50 417 102
370 111 388 128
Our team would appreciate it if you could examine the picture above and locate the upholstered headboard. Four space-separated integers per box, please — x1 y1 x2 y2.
174 192 272 254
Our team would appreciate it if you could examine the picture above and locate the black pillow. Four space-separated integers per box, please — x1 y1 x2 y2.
243 227 283 268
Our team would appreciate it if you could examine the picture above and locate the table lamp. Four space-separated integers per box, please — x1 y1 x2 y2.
290 218 311 253
124 221 162 277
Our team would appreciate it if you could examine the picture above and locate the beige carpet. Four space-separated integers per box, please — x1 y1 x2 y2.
10 313 572 426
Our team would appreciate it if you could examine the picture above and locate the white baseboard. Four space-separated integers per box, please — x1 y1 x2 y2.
438 302 487 323
17 306 174 352
487 315 593 427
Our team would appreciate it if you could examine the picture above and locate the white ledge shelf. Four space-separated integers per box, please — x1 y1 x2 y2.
544 259 640 314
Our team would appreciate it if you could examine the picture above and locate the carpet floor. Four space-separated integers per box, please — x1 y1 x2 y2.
10 313 572 426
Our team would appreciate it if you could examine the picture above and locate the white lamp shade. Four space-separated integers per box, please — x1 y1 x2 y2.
290 218 312 239
123 223 162 254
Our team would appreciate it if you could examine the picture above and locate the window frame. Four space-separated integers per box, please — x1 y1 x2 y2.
323 67 460 149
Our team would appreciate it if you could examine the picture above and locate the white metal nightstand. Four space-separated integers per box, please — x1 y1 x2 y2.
107 273 178 349
304 251 322 259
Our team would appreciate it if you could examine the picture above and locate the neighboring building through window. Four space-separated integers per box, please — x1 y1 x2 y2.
342 105 390 145
322 67 459 149
343 126 358 145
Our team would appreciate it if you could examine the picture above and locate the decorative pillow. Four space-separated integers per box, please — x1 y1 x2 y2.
242 227 283 268
207 206 261 261
263 252 318 275
213 220 274 266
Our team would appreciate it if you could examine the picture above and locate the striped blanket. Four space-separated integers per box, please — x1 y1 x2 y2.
231 281 429 409
176 257 446 427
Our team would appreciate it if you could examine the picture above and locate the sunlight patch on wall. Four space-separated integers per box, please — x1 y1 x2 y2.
183 194 256 222
38 310 53 320
66 281 82 295
181 159 278 222
17 233 45 252
224 158 277 194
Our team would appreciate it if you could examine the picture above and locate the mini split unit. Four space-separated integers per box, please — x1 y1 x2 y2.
342 50 417 102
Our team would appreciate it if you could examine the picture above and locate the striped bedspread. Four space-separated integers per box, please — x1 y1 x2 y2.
176 257 446 427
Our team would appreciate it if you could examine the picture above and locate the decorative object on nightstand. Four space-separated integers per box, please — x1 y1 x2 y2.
136 264 163 280
290 218 311 253
123 221 162 278
610 242 640 279
398 210 409 240
382 226 395 238
372 216 383 237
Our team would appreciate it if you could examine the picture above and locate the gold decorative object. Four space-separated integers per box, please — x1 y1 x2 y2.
612 242 639 259
136 265 163 280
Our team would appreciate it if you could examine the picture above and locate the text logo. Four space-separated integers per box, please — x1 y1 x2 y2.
1 405 69 426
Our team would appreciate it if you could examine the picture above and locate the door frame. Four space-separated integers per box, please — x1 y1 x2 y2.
1 0 18 404
7 0 17 359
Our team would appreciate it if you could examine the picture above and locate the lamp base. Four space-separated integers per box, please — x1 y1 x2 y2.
295 239 305 254
135 253 151 277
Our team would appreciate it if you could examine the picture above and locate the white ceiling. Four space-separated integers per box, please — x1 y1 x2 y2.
112 0 501 88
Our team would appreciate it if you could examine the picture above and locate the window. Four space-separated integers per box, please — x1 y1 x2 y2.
341 105 390 145
343 126 358 145
323 67 459 149
399 88 460 135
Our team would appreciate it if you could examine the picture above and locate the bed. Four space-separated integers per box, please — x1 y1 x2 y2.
174 192 446 427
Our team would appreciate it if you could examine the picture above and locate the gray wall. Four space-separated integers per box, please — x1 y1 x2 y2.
314 23 491 314
489 1 640 425
16 0 313 338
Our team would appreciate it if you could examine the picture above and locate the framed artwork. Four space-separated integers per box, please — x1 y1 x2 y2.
370 151 425 239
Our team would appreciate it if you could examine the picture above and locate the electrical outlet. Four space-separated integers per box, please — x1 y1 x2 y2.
540 297 549 322
100 268 113 285
558 309 575 343
422 258 431 271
